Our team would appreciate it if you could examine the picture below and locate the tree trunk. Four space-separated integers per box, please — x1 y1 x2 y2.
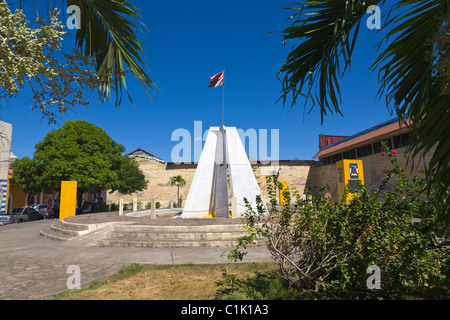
177 185 180 208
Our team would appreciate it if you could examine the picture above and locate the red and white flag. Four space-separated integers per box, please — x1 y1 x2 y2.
208 71 224 88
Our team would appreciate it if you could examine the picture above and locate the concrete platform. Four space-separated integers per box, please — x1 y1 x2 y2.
0 212 271 300
40 211 255 248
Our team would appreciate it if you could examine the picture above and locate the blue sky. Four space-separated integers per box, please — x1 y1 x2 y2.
2 0 394 162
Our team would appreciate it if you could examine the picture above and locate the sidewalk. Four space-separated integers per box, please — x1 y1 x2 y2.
0 213 271 300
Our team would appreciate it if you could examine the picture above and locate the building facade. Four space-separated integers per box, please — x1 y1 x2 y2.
5 118 434 211
109 118 433 207
308 118 432 201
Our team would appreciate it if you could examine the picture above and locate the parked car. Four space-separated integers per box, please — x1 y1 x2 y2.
0 207 35 225
9 207 45 223
30 204 49 215
0 214 14 225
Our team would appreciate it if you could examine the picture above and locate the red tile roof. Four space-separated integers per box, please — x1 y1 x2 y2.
313 118 411 158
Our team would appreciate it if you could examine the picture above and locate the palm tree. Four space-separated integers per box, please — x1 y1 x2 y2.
169 175 186 208
66 0 157 106
277 0 449 221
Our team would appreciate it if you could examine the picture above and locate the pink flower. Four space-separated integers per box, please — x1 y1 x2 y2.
392 150 397 155
381 152 386 156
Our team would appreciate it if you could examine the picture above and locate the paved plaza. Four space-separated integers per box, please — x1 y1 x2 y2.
0 214 271 300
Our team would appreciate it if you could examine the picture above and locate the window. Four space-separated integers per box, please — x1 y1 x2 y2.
401 132 410 147
373 141 382 153
321 156 332 166
373 138 392 152
357 144 373 157
384 138 393 149
393 132 410 149
342 149 356 159
331 153 342 164
393 134 402 149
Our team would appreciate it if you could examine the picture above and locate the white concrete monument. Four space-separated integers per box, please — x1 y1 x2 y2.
182 126 265 218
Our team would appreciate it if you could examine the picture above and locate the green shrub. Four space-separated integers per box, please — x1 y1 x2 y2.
228 143 448 299
145 201 161 209
110 202 119 212
123 202 132 211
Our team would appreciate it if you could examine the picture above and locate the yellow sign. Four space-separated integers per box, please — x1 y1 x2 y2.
279 181 288 205
59 181 77 221
336 159 364 204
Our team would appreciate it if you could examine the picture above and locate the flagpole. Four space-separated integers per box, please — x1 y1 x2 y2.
222 79 225 126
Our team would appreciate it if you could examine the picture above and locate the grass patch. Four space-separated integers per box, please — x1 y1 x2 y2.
52 262 285 300
51 262 448 300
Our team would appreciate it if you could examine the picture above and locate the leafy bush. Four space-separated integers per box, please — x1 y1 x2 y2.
145 201 161 209
110 202 119 212
228 144 448 299
123 202 132 211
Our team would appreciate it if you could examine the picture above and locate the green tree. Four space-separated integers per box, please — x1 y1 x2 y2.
111 156 148 195
169 175 186 208
277 0 450 221
1 0 156 123
11 120 145 207
10 157 43 204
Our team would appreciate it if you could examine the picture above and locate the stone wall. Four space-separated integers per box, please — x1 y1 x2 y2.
254 161 314 204
108 158 197 207
107 159 315 207
307 145 433 201
107 146 434 207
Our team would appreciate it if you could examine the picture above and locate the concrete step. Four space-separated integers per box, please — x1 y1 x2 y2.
106 230 246 241
97 238 241 248
40 219 111 242
113 223 248 233
50 221 88 237
40 225 77 242
40 217 260 248
97 222 261 248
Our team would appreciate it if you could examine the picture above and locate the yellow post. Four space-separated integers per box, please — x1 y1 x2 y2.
279 181 288 205
336 159 364 204
59 181 77 221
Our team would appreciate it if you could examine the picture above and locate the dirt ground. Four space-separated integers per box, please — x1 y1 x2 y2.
57 263 276 300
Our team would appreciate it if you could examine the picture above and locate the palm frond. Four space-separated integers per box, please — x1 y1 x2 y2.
67 0 157 107
279 0 449 221
278 0 384 123
371 0 450 220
